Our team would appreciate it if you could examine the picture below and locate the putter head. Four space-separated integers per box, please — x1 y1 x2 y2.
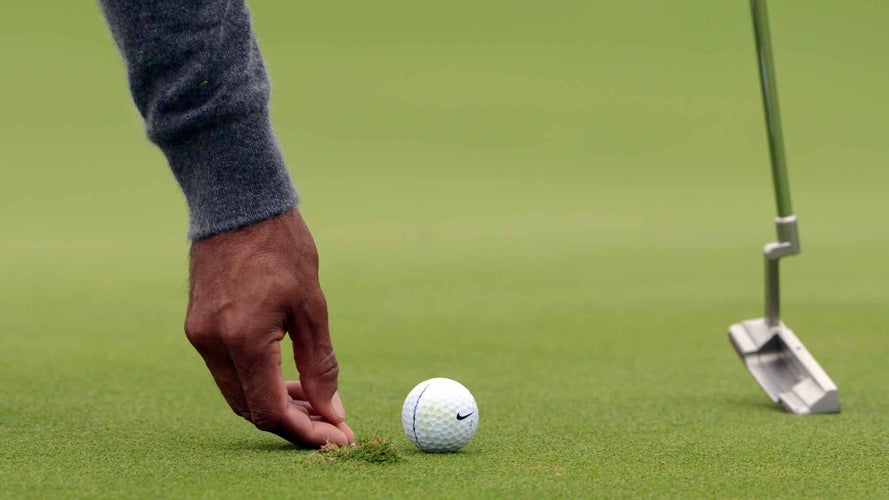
729 319 839 415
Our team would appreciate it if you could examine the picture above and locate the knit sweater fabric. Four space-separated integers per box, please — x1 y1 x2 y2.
100 0 298 239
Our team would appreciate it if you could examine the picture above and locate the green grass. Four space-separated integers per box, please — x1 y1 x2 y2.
2 1 889 497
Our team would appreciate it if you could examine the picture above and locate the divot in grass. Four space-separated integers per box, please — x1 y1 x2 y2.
306 436 402 465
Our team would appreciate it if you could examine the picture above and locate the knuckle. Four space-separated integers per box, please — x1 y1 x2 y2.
184 305 254 351
265 272 299 302
313 350 340 384
217 322 249 347
184 313 216 348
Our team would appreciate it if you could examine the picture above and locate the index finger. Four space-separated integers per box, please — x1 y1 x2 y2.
230 335 350 448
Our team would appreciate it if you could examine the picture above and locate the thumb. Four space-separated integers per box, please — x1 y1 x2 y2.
290 295 346 425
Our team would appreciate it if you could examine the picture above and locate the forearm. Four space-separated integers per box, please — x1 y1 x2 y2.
100 0 298 239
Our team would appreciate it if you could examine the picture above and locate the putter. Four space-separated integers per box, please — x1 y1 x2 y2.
727 0 839 415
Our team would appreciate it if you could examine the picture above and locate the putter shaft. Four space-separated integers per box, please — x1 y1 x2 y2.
751 0 792 218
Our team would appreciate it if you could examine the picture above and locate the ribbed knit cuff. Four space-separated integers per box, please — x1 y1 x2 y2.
157 111 299 240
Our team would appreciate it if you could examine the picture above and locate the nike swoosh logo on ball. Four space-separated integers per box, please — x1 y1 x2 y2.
456 411 474 420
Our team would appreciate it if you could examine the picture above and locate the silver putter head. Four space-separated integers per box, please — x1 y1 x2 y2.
729 318 839 415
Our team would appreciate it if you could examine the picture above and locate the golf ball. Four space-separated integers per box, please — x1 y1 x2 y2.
401 377 478 453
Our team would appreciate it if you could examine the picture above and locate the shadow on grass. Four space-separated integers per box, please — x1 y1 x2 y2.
720 394 783 413
220 438 308 453
219 436 407 466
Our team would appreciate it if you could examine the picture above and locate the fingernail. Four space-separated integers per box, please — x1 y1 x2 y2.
331 391 346 420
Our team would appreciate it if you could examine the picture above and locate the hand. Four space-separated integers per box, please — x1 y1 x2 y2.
184 209 354 447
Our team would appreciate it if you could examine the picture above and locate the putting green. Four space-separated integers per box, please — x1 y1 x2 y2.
2 1 888 497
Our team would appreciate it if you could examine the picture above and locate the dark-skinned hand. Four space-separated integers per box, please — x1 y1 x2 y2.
184 208 354 447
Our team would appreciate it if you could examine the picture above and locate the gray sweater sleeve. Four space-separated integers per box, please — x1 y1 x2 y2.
100 0 299 240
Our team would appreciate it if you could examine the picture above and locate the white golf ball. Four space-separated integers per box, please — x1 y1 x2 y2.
401 377 478 453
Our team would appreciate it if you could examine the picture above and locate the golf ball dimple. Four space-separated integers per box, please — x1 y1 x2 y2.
401 378 478 453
